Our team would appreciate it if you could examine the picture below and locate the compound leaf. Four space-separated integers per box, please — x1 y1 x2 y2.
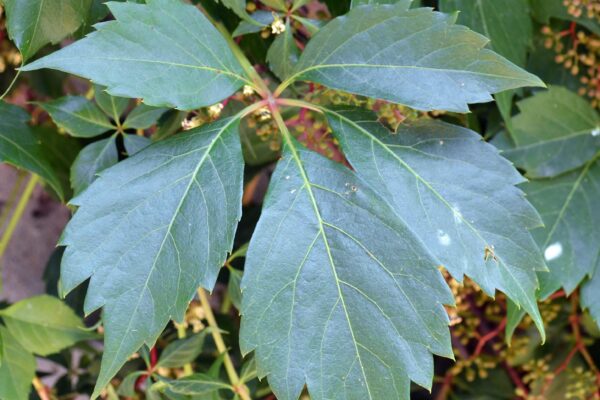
504 86 600 178
522 157 600 296
0 295 96 356
2 0 91 61
0 101 65 200
289 3 544 112
22 0 250 110
37 96 115 138
59 117 245 397
0 327 36 400
324 107 546 333
241 138 454 400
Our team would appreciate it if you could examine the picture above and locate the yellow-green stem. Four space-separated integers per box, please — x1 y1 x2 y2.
197 288 251 400
0 66 23 101
176 324 194 376
0 171 26 231
0 174 39 261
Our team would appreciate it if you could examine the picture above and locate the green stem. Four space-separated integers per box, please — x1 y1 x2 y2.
0 171 26 231
197 288 251 400
0 66 23 101
276 98 324 113
0 174 39 262
176 324 194 376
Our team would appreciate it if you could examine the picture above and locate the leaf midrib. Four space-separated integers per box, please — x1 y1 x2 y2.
279 129 374 400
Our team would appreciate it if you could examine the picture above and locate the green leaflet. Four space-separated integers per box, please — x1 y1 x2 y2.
156 331 207 368
2 0 91 61
0 327 36 400
94 85 130 123
267 20 301 81
439 0 532 67
22 0 250 110
59 117 245 398
285 3 544 112
70 135 119 195
260 0 287 11
324 107 546 334
522 157 600 296
123 134 152 156
123 104 168 130
217 0 264 26
0 295 96 356
36 96 115 138
0 101 65 200
165 374 232 396
438 0 533 128
504 87 600 178
241 138 454 400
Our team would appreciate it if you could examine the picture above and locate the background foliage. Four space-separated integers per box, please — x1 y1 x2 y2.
0 0 599 399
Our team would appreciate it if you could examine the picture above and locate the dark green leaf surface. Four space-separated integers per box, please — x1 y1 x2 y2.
438 0 533 126
232 11 274 37
123 104 168 130
325 107 546 332
0 327 35 400
217 0 263 25
0 101 65 200
439 0 532 66
2 0 91 61
522 157 600 296
227 268 243 310
0 295 95 356
267 20 301 81
60 117 245 397
38 96 115 138
504 87 600 178
70 135 119 195
94 85 130 122
157 332 207 368
22 0 250 110
288 3 544 112
241 138 454 400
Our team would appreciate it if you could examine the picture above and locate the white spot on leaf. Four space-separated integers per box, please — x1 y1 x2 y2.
592 127 600 137
437 230 451 246
544 242 563 262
